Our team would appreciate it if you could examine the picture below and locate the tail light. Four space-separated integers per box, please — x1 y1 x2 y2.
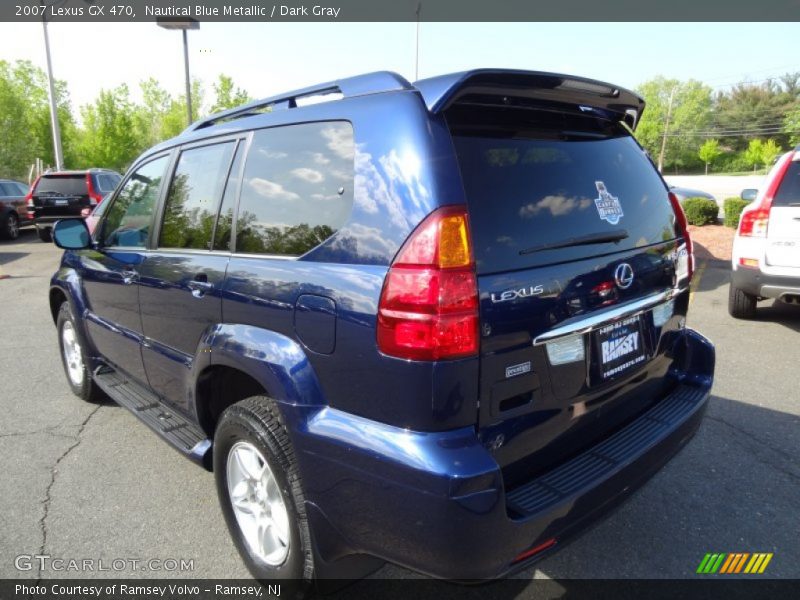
668 191 694 281
377 205 479 361
24 177 38 218
86 173 103 206
738 151 794 237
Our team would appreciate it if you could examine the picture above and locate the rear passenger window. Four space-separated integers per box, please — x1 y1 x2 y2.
160 142 235 250
235 122 354 256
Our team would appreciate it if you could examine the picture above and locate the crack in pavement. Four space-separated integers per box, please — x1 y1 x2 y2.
705 414 800 484
35 404 102 582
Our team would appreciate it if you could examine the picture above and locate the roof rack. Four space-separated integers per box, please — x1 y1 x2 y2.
187 71 412 133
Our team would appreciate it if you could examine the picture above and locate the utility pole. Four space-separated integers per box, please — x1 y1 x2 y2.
657 86 677 173
414 2 421 80
41 12 64 171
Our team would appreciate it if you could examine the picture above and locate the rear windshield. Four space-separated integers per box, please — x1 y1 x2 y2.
452 133 678 273
35 175 87 196
773 160 800 207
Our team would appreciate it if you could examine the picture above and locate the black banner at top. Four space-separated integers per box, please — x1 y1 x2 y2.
2 0 799 22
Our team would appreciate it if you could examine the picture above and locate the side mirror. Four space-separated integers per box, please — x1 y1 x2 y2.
740 189 758 202
52 219 91 250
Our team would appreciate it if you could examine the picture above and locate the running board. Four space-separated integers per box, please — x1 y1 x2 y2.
93 366 211 468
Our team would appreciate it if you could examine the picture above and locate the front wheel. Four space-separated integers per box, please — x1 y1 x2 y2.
56 303 103 402
214 396 314 587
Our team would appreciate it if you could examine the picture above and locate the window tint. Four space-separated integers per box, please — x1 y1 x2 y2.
773 160 800 207
15 182 29 195
160 142 235 250
102 156 168 248
236 121 354 256
452 133 677 273
0 183 11 196
212 143 244 251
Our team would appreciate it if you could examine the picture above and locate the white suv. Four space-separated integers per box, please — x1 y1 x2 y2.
730 150 800 318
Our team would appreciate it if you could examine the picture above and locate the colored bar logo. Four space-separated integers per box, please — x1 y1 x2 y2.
696 552 773 574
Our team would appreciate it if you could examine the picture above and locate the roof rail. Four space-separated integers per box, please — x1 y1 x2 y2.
186 71 412 133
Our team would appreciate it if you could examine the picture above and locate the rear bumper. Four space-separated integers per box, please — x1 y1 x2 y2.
287 328 714 579
731 266 800 300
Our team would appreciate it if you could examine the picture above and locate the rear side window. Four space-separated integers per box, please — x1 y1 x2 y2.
34 175 87 196
159 142 235 250
452 132 677 273
235 121 354 256
94 173 121 193
773 160 800 207
102 157 169 248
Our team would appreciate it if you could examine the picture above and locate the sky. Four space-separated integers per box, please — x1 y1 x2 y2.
0 21 798 112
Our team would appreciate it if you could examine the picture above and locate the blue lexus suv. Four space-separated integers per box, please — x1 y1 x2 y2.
48 69 715 584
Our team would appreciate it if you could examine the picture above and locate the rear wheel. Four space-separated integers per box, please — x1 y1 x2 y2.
214 396 314 589
57 303 103 402
37 227 52 243
0 212 19 240
728 283 757 319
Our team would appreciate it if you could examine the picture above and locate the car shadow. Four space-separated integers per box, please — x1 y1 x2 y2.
0 251 29 267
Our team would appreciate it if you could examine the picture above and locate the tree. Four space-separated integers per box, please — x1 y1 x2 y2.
744 139 764 173
697 139 722 175
76 84 140 171
0 60 77 178
635 77 713 173
784 106 800 146
761 139 783 168
210 74 251 113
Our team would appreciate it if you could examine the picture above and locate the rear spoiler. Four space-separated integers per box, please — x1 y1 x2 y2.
414 69 645 130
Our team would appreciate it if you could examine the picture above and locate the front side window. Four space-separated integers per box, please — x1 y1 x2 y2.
235 121 354 256
159 142 235 250
102 156 169 248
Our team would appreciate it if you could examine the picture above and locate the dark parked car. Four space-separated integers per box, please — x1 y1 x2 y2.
0 179 31 240
27 168 121 242
48 70 715 585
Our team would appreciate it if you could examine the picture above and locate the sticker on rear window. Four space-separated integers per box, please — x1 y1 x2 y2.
594 181 624 225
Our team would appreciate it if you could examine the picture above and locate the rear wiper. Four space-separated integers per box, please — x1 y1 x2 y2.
519 230 629 255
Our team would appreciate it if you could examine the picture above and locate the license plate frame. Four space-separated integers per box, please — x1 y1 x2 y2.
593 315 648 381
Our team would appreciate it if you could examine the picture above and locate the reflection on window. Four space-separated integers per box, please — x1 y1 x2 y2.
102 156 168 248
160 142 235 250
236 121 354 256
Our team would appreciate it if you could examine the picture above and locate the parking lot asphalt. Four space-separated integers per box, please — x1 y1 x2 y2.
0 230 798 587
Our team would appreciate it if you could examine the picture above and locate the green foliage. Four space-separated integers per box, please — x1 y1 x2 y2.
723 197 749 228
76 85 140 172
697 139 723 174
635 77 713 172
681 197 719 226
785 105 800 146
744 139 765 172
760 139 783 167
211 74 251 113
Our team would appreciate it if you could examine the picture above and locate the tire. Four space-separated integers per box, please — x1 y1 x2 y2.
728 283 757 319
214 396 314 589
0 212 19 240
37 227 52 243
56 302 103 402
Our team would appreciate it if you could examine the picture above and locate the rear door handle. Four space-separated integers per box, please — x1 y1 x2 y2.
188 278 214 298
121 269 138 285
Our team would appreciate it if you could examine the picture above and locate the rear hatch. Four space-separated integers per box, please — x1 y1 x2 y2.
31 174 91 217
766 154 800 269
436 73 689 489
